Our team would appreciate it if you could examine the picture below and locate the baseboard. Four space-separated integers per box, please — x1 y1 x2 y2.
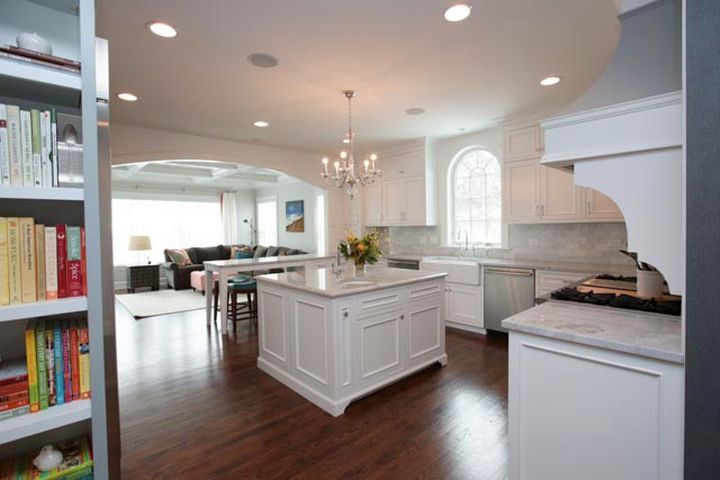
446 321 487 335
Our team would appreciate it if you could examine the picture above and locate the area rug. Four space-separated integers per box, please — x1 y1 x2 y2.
116 289 207 318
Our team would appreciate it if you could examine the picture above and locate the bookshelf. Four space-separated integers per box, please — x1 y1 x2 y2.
0 0 119 478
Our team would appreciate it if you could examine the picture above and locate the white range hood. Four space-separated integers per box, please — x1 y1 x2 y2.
540 91 684 294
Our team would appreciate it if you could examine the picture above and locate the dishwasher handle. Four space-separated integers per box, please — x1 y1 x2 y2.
485 268 534 277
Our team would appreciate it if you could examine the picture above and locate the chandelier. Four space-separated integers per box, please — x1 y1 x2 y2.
320 90 380 197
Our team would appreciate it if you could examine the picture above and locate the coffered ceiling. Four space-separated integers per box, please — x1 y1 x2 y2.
97 0 621 155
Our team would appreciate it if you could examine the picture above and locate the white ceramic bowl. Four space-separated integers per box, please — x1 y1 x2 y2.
16 32 52 55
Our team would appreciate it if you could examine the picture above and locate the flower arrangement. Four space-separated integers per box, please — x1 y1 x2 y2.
339 229 383 268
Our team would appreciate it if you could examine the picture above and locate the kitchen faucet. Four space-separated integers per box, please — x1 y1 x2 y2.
334 242 344 278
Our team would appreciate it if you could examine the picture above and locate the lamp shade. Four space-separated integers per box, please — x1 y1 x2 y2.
128 235 152 251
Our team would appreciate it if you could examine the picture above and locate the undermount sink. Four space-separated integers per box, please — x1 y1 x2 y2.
341 280 377 289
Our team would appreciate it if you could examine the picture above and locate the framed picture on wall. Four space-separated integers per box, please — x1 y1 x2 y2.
286 200 304 232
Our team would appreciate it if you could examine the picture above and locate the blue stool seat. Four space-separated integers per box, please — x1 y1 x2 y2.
228 278 257 291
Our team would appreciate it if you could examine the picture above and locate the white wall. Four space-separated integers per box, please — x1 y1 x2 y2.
433 128 503 245
234 189 256 245
564 0 681 114
255 182 322 253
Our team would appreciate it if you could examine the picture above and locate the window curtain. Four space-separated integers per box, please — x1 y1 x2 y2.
221 192 239 244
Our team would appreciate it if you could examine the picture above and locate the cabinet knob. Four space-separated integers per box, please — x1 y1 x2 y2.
343 311 349 318
400 314 405 320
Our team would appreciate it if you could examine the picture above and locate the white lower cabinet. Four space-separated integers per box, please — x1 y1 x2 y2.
446 283 485 333
535 270 593 297
508 332 683 480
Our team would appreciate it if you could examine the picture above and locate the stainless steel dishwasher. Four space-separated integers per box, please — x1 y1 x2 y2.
483 267 535 332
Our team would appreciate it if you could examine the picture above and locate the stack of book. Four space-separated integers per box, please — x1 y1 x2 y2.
0 104 59 187
0 318 91 422
0 45 81 74
0 219 86 306
0 434 93 479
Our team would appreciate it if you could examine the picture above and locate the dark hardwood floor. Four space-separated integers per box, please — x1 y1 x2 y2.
115 300 509 479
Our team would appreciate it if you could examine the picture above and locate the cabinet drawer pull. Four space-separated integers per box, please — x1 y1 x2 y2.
400 314 405 320
343 311 349 318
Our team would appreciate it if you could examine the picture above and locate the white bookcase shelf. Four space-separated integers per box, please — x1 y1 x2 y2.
0 400 91 445
0 186 84 201
0 297 87 323
0 56 81 91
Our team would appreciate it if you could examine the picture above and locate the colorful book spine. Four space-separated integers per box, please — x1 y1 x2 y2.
81 227 87 296
54 322 65 405
24 320 39 413
19 109 33 186
70 321 80 400
0 405 29 421
18 217 36 303
0 390 28 402
6 105 22 185
46 323 56 407
0 218 8 306
0 104 9 185
30 109 42 187
45 226 58 299
35 320 49 410
41 110 52 187
66 226 83 297
78 322 90 399
50 109 58 187
57 224 68 298
35 224 46 301
6 217 21 305
0 381 28 396
0 398 29 412
62 321 72 403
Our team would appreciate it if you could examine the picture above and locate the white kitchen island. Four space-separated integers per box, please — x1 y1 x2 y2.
256 267 448 416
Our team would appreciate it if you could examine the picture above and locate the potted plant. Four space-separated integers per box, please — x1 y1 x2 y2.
339 229 383 275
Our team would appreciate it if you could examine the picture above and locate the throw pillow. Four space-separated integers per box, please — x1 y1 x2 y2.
253 246 268 258
233 251 254 259
230 245 253 259
266 246 280 257
167 249 192 266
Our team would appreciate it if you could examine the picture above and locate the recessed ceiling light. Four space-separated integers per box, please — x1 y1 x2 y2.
540 75 562 86
406 107 426 115
342 138 350 144
253 120 269 128
248 53 279 68
146 22 177 38
444 4 472 22
117 92 138 102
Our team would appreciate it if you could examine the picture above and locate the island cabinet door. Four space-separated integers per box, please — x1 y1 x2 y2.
350 308 406 391
258 287 292 370
289 295 335 397
404 298 444 370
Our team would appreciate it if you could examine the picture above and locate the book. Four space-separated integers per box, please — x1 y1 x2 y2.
69 321 80 401
45 323 56 406
44 226 58 299
31 109 42 187
0 390 28 403
19 109 33 186
7 218 21 304
66 226 83 297
0 104 9 184
41 110 52 187
6 105 22 185
0 218 8 306
0 45 82 70
18 217 37 303
78 322 90 399
0 435 93 479
62 321 72 403
24 320 39 413
80 227 87 296
36 320 49 410
0 358 28 386
56 225 67 298
0 381 28 396
0 397 29 412
54 322 64 406
0 405 29 421
51 109 58 187
35 224 46 301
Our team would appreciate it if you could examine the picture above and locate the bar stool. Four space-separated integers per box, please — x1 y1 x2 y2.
212 275 258 331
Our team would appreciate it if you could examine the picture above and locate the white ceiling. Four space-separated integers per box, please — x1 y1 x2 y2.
97 0 620 155
112 160 295 192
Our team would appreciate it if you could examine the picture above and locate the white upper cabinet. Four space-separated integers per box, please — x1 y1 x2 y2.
503 123 624 224
364 138 436 226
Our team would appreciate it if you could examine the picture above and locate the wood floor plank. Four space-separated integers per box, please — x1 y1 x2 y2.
116 301 508 479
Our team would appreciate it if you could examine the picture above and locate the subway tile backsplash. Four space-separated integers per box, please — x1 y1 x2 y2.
370 222 633 266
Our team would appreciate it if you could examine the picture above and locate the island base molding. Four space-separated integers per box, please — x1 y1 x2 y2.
258 354 447 417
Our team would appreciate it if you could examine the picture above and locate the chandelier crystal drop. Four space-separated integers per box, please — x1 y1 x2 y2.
320 90 380 198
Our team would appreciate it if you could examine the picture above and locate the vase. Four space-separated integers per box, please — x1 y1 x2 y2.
353 259 366 277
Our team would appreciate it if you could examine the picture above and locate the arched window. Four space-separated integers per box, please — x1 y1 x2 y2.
449 148 502 246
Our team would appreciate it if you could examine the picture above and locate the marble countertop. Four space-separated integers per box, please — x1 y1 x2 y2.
204 254 333 268
502 301 683 364
387 254 636 276
256 266 447 298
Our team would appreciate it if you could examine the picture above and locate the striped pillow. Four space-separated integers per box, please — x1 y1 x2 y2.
167 249 192 266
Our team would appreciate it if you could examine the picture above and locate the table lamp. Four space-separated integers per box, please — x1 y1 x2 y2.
128 235 152 264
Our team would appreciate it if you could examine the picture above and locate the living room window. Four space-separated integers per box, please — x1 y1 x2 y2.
112 197 223 265
256 195 278 246
448 147 503 247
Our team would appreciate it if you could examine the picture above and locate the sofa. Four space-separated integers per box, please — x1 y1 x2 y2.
161 244 307 290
